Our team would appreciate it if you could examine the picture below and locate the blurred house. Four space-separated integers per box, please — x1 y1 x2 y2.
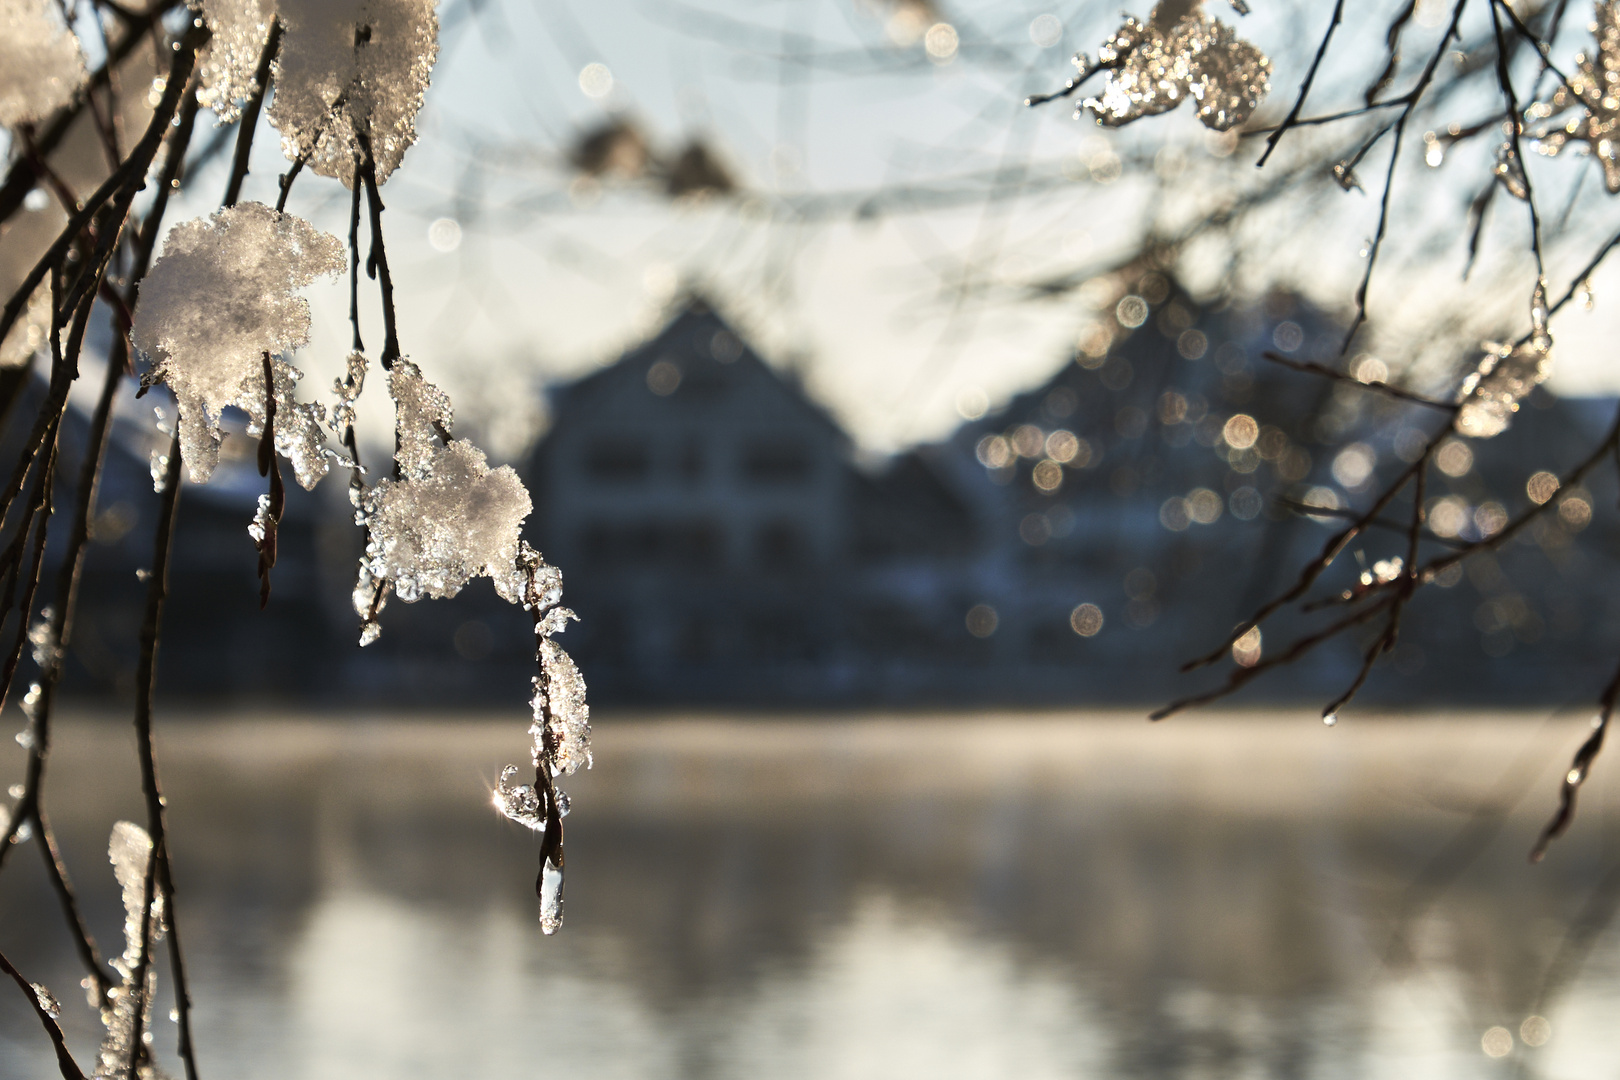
23 286 1620 708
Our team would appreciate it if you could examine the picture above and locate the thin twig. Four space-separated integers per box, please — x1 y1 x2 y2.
356 128 402 369
131 435 201 1080
1341 0 1470 353
0 949 88 1080
1488 0 1544 276
1529 662 1620 862
1261 350 1459 412
1255 0 1346 167
221 18 282 209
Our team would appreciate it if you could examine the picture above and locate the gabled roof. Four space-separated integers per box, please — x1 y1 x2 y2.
538 296 849 448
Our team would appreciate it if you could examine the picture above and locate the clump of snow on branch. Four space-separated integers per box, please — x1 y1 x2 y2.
1532 1 1620 193
268 0 440 187
0 0 87 128
1078 0 1270 131
355 362 528 623
195 0 276 121
387 357 452 477
132 202 344 484
361 439 531 602
1456 282 1554 439
96 822 166 1080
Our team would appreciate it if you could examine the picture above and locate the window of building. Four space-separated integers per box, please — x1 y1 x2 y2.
756 521 806 571
582 520 722 570
583 438 650 482
742 440 812 484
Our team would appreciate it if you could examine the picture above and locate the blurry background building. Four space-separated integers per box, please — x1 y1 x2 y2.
25 279 1620 709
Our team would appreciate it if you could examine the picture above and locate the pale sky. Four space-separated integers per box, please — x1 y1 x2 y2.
158 0 1620 461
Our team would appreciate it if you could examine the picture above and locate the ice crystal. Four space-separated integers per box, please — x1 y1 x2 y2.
1532 2 1620 192
31 982 60 1018
28 607 58 669
268 0 440 188
1494 136 1529 199
532 637 591 775
539 858 564 935
329 351 369 436
493 764 545 831
1457 281 1553 438
132 203 344 484
98 822 166 1080
361 440 531 602
388 360 453 478
358 619 381 646
0 0 87 128
1081 0 1269 131
247 493 272 543
195 0 276 122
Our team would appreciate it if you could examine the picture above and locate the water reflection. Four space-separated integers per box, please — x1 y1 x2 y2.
2 713 1619 1078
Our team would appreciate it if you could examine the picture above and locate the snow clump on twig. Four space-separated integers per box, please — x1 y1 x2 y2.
268 0 440 187
195 0 278 122
132 202 344 484
0 0 87 128
1080 0 1270 131
358 361 531 604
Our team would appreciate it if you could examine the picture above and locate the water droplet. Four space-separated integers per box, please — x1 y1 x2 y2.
555 790 571 817
7 784 22 799
1322 713 1338 727
14 728 34 749
169 1007 179 1023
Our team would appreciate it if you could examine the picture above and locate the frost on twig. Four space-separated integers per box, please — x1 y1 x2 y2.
96 822 167 1080
1080 0 1270 131
1532 1 1620 193
494 541 590 935
131 202 345 485
267 0 440 188
0 0 87 128
195 0 278 122
1456 280 1554 438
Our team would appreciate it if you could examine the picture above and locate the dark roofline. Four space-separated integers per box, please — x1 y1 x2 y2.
540 296 851 446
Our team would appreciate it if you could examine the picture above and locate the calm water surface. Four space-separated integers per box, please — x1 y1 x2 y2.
2 711 1619 1079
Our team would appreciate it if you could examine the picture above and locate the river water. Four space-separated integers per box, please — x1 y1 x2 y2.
1 711 1618 1079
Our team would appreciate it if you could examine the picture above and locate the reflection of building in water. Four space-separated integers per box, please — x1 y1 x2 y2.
26 285 1620 705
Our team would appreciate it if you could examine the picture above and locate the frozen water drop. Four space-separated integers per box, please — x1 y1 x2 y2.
359 621 381 647
539 858 564 935
31 983 59 1018
7 784 23 798
14 728 34 749
1322 713 1337 727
